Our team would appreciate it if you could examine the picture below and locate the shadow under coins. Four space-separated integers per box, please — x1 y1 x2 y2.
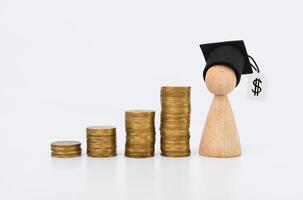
156 156 191 199
85 155 118 186
123 157 157 200
50 156 82 171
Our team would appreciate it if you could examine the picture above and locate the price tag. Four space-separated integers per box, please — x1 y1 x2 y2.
246 72 268 101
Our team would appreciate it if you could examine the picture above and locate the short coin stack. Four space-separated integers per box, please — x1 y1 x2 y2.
160 86 191 157
51 141 82 158
125 110 156 158
86 126 117 157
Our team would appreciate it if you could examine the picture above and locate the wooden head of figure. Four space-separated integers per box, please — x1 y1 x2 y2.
205 64 237 96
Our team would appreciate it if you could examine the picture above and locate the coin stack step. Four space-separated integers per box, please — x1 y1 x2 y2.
86 126 117 157
160 86 191 157
51 141 82 158
125 110 156 158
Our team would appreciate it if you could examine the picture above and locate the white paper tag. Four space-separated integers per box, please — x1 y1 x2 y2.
246 72 268 101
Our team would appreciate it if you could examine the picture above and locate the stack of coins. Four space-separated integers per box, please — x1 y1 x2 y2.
160 86 191 157
125 110 156 158
51 141 82 158
86 126 117 157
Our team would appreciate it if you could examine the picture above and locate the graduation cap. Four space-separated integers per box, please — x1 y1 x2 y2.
200 40 253 85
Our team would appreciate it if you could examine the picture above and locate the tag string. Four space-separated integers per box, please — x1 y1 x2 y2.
248 55 260 73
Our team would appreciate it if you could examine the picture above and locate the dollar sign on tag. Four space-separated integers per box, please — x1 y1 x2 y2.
247 72 267 101
252 78 262 96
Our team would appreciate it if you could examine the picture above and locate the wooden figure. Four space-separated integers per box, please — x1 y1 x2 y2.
199 40 253 158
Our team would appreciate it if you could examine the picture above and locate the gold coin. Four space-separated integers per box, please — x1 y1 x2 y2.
87 152 117 157
125 110 155 114
51 141 81 147
161 86 191 93
51 152 82 158
87 125 116 130
51 146 81 152
125 151 154 158
161 151 190 157
51 149 81 154
87 137 116 142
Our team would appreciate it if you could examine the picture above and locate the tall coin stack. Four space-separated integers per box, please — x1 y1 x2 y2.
160 86 191 157
51 141 82 158
86 126 117 157
125 110 156 158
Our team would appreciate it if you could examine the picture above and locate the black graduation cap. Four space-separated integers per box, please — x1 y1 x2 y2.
200 40 253 85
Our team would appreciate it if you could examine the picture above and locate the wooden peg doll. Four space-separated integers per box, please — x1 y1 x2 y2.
199 40 253 158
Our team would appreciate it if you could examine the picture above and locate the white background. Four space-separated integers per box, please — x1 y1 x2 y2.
0 0 302 199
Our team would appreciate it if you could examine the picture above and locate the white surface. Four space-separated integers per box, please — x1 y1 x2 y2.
1 0 303 199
